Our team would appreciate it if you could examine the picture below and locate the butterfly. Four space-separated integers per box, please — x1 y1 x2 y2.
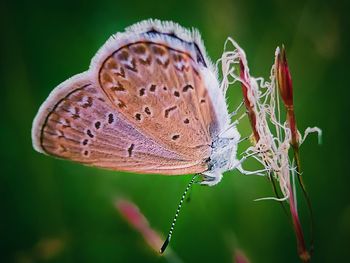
31 19 242 187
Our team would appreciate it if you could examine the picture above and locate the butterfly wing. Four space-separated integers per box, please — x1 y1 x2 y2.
91 20 229 160
32 73 209 174
32 20 230 175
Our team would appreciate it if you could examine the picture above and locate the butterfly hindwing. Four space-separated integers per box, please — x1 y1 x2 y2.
32 73 208 174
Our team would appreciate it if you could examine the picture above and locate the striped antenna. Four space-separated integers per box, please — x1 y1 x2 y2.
160 174 198 254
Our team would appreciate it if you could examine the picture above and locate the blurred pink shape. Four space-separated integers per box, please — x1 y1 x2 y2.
234 249 251 263
116 199 163 252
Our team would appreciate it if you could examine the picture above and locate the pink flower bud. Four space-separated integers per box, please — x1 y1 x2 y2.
275 46 299 148
276 46 294 109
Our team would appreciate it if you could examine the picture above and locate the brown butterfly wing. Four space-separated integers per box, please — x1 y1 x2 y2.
32 73 208 175
98 41 219 160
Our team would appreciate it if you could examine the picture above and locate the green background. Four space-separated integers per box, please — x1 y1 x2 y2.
1 0 349 262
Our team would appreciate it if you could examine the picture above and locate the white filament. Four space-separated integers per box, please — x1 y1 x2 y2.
218 38 322 202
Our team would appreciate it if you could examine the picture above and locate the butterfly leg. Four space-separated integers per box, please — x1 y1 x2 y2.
199 171 223 186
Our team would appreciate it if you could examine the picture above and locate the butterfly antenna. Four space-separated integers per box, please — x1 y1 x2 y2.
160 174 198 254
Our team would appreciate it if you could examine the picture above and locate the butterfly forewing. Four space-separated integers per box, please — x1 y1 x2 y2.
32 73 208 175
98 41 218 159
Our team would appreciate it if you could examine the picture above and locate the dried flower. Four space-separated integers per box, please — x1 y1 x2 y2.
219 38 321 262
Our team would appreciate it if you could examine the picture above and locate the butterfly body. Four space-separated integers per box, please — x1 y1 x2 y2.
32 19 240 186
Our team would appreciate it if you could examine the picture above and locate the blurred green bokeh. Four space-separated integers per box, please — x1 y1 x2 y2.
1 0 349 262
